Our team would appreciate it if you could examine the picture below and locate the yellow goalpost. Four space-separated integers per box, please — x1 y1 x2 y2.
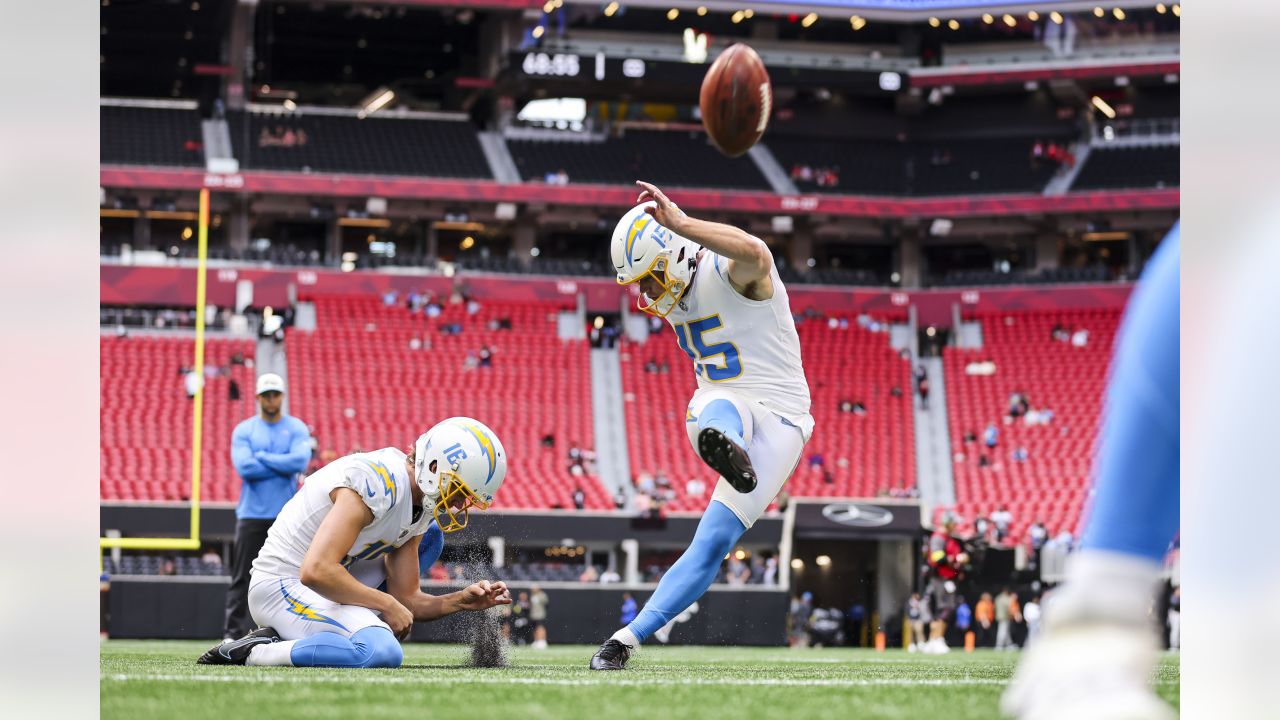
100 188 212 557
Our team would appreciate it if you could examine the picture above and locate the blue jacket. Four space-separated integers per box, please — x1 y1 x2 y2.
620 596 638 625
230 414 311 519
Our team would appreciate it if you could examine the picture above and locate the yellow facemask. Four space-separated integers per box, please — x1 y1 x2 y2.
432 472 491 533
617 255 686 318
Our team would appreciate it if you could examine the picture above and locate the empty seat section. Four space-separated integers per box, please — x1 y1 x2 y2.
943 308 1122 544
507 129 770 190
287 296 610 510
101 336 257 502
100 105 206 167
227 111 491 178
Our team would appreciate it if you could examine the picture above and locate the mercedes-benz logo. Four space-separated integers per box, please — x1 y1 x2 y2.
822 503 894 527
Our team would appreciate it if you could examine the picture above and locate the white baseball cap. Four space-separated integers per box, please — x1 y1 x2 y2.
256 373 286 395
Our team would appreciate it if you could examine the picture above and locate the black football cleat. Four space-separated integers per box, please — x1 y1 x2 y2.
697 428 757 494
589 639 633 671
197 627 281 665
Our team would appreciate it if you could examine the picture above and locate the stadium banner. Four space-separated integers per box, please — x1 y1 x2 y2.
100 166 1180 219
101 263 1132 318
100 504 786 545
106 578 790 645
791 499 922 539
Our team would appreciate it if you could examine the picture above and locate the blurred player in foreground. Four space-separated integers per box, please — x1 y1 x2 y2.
590 181 814 670
198 417 512 668
1002 224 1180 719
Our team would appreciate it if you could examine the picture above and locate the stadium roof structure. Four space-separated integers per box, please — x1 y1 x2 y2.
561 0 1163 21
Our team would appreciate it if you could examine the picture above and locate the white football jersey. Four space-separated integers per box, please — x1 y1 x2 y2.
252 447 434 588
664 250 811 419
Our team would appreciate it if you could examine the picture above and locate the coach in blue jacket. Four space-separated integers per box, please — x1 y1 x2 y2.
223 372 312 640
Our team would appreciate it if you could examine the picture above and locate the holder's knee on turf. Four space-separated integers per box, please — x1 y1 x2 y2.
290 627 403 668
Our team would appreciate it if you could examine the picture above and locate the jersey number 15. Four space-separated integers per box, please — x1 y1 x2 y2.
674 315 743 381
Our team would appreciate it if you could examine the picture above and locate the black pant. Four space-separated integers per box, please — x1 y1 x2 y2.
223 518 275 638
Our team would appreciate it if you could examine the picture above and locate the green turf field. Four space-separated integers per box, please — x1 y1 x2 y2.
101 640 1179 720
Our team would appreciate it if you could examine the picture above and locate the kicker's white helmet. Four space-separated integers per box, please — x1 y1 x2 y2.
610 202 699 318
413 417 507 533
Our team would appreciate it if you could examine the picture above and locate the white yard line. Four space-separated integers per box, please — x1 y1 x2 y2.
103 673 1013 688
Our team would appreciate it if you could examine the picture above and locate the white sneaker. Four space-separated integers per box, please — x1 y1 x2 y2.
1001 624 1174 720
908 643 919 653
531 639 547 650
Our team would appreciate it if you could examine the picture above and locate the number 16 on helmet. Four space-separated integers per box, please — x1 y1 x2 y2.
413 417 507 533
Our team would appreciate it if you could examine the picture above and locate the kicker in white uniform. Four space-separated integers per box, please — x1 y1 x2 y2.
589 180 814 670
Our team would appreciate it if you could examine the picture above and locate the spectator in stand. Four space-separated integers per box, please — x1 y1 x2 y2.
1028 520 1049 550
579 565 600 583
633 491 653 517
200 548 223 572
620 593 638 626
790 592 814 647
975 592 995 647
763 555 778 585
600 567 621 584
429 561 448 582
529 585 549 649
984 423 999 449
1071 327 1090 347
991 506 1014 543
975 516 992 543
184 368 203 399
1167 587 1180 650
223 373 311 641
1009 392 1030 418
1052 323 1070 343
159 557 178 576
227 377 241 402
726 555 750 585
917 369 930 410
685 476 706 499
1031 139 1045 168
572 486 586 510
1012 447 1029 463
839 399 854 413
478 346 493 368
808 452 826 470
613 490 627 510
541 433 556 448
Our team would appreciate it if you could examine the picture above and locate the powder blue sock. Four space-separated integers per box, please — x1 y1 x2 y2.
1080 225 1180 563
417 521 445 575
289 626 403 668
697 399 746 449
625 500 746 643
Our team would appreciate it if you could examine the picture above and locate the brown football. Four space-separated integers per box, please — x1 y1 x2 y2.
699 43 772 158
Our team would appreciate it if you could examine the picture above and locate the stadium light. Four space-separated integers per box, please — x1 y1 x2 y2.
697 6 707 15
735 549 747 560
1093 6 1105 17
948 19 959 30
667 8 678 20
928 17 940 27
543 0 554 13
791 558 805 570
282 98 296 111
744 9 754 18
850 15 866 30
1028 10 1040 21
1091 95 1117 119
801 13 818 28
361 87 394 114
604 1 618 17
815 555 832 567
1156 2 1166 12
1113 7 1125 20
1050 11 1063 23
982 13 993 23
732 10 744 23
460 236 476 250
1172 3 1180 16
532 25 545 39
1003 13 1015 27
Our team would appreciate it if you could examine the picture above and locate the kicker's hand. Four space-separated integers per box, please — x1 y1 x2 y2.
635 180 686 233
381 597 415 640
457 580 512 611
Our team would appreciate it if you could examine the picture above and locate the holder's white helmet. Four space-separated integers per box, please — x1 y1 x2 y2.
413 417 507 533
610 202 699 317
